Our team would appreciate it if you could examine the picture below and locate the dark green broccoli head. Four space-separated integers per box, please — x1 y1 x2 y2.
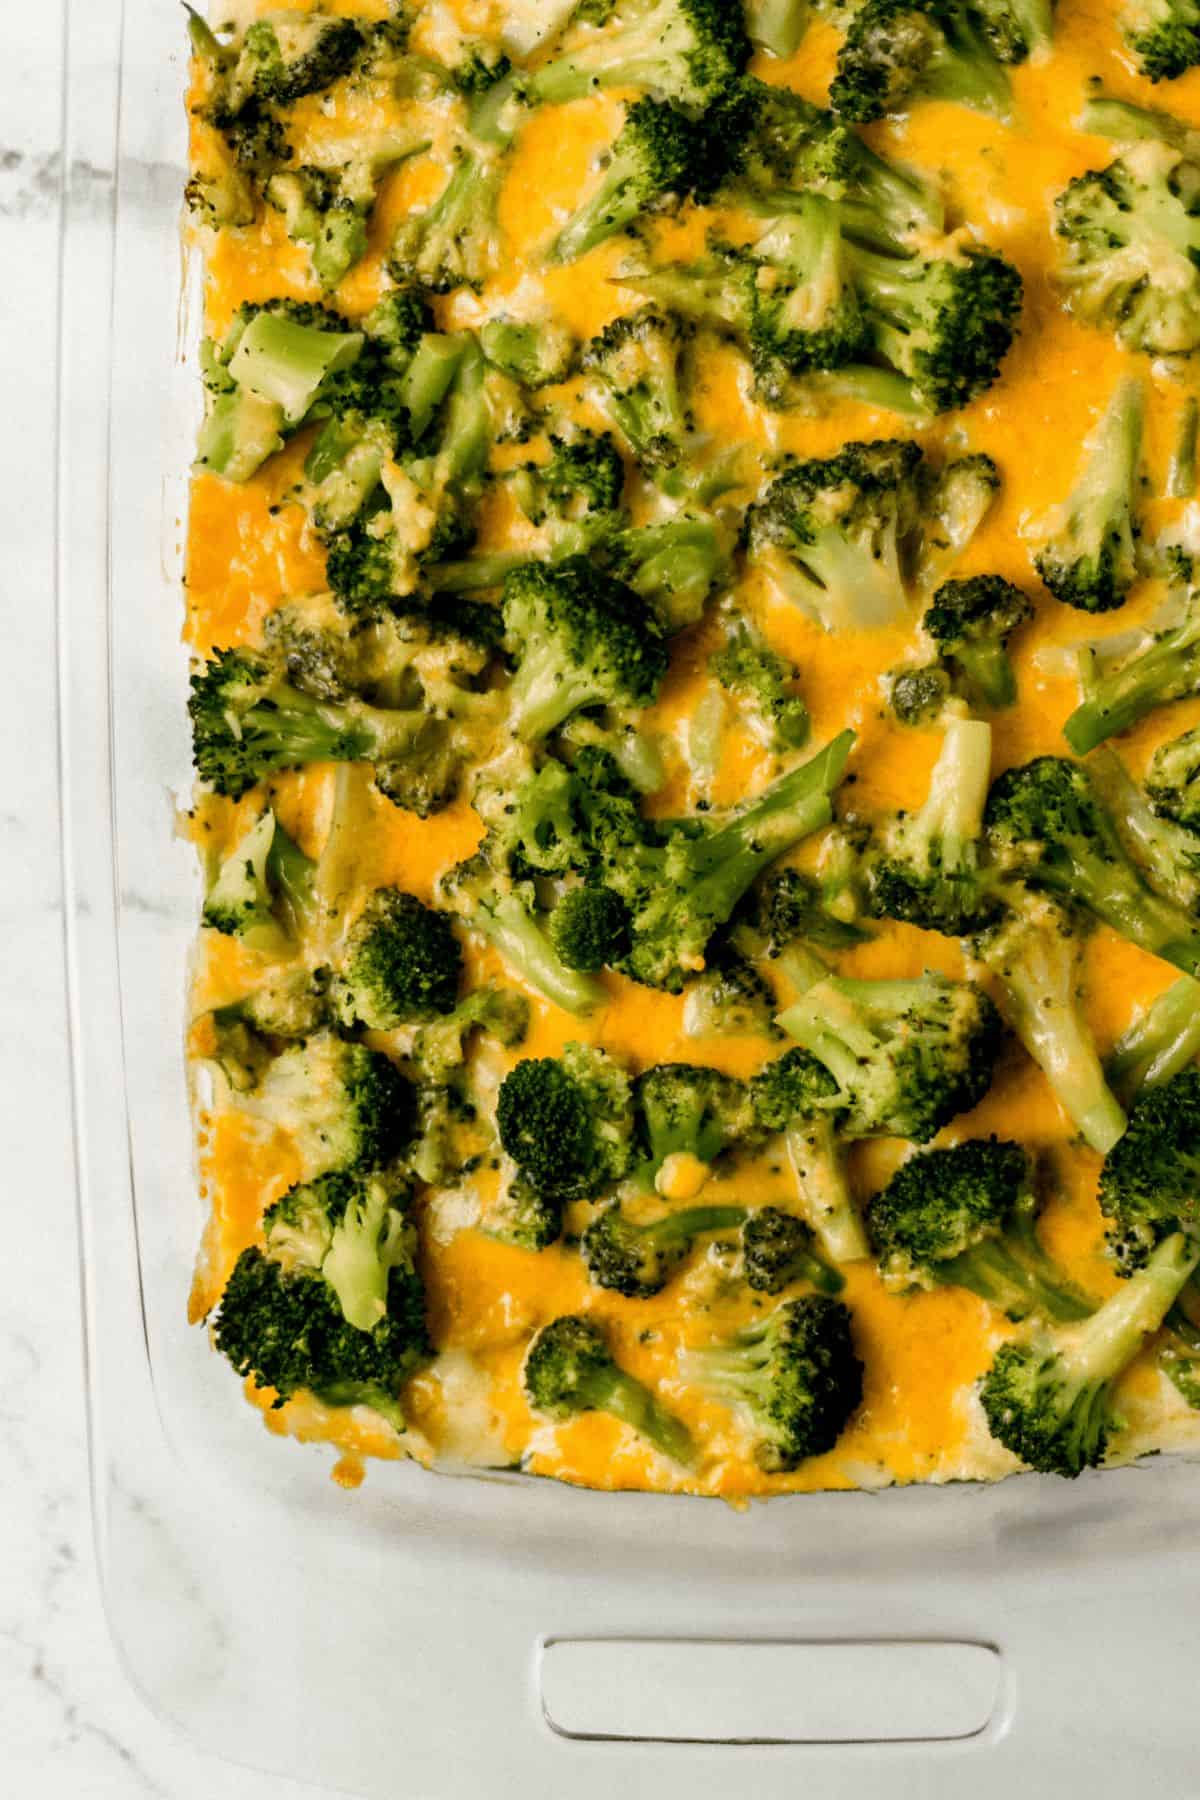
741 1206 845 1295
869 1138 1030 1274
243 1033 415 1176
496 1043 635 1199
212 1168 428 1426
923 575 1033 709
581 1200 745 1296
550 885 632 972
1146 725 1200 833
522 1312 698 1464
751 1047 843 1132
1121 0 1200 81
451 40 512 93
489 1171 565 1251
332 889 462 1030
1055 149 1200 358
779 974 1003 1143
709 623 810 751
580 306 694 472
736 866 870 955
830 0 1010 124
635 1063 759 1181
231 13 364 108
1098 1068 1200 1266
888 663 955 725
501 557 668 741
847 241 1023 414
551 98 705 263
514 430 626 525
686 1295 862 1471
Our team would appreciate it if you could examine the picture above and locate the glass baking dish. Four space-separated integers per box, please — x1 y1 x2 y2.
58 0 1200 1791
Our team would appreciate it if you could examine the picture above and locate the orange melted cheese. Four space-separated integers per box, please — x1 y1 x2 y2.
186 0 1200 1494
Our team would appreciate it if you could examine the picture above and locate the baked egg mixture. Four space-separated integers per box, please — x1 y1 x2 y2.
184 0 1200 1496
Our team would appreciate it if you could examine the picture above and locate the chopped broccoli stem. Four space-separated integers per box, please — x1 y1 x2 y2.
227 307 364 426
683 1295 862 1470
984 756 1200 976
1035 377 1143 615
744 0 810 57
1108 975 1200 1103
980 1231 1199 1476
1088 745 1200 917
868 1137 1095 1321
973 898 1127 1154
1169 396 1198 499
524 1315 697 1466
582 1201 746 1296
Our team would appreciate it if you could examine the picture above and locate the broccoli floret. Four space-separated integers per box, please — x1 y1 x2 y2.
411 985 530 1085
923 576 1033 709
611 733 855 990
212 1168 428 1428
843 237 1022 415
235 1032 415 1178
709 621 810 751
189 648 458 813
1108 975 1200 1103
719 78 945 247
1121 0 1200 81
1062 590 1200 754
733 865 871 961
501 558 668 741
750 203 874 377
608 517 729 634
750 1048 869 1263
830 0 1012 123
868 1138 1093 1321
887 663 955 726
972 894 1127 1153
972 0 1054 60
1054 142 1200 358
266 166 367 290
224 12 363 111
523 1315 697 1466
779 971 1002 1143
633 1063 759 1192
480 315 579 388
1098 1067 1200 1265
1034 378 1143 615
497 1043 635 1201
746 440 922 633
741 1206 845 1295
510 430 626 526
330 889 462 1029
581 1200 746 1295
551 98 700 263
550 885 631 972
682 947 779 1040
488 1170 566 1251
439 843 605 1014
919 453 1003 588
201 809 317 952
451 40 513 94
1147 724 1200 832
196 301 365 483
530 0 750 112
980 1230 1199 1476
983 756 1200 976
581 307 694 475
683 1295 862 1470
862 715 998 935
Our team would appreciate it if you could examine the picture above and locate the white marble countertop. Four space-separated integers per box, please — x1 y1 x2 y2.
0 20 312 1800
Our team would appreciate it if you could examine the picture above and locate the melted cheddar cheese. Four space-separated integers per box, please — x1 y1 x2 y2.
186 0 1200 1495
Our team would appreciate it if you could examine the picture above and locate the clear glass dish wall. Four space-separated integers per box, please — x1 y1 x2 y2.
57 1 1200 1793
